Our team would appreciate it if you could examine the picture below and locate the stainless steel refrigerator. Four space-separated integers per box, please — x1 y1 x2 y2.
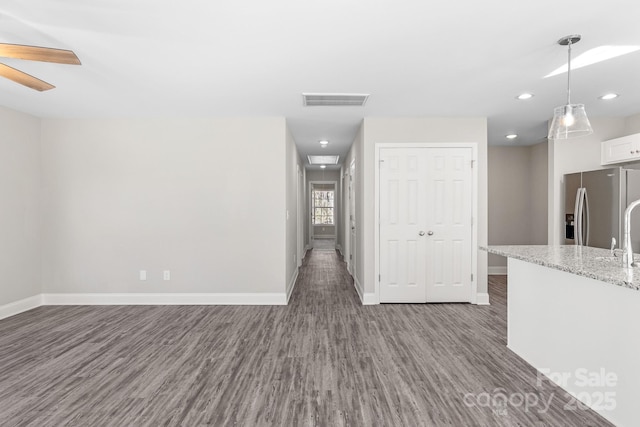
565 167 640 249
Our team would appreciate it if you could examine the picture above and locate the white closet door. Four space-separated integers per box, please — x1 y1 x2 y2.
379 148 428 302
379 146 473 303
424 148 473 302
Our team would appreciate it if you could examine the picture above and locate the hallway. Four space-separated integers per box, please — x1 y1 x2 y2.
0 249 610 426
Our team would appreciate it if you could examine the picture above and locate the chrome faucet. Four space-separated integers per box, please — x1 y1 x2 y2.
622 198 640 268
611 237 616 257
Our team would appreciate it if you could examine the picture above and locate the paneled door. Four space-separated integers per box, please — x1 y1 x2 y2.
379 147 473 303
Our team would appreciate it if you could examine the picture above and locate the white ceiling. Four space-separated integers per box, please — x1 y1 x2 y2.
2 0 640 170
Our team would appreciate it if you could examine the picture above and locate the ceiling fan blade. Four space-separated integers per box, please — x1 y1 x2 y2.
0 43 80 65
0 63 54 91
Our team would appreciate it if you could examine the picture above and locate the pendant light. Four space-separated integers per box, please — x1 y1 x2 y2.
548 35 593 140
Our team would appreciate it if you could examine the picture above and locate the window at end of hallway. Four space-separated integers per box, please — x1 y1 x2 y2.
312 190 334 225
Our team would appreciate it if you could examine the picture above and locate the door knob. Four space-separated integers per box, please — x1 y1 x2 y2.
419 231 425 236
427 231 434 236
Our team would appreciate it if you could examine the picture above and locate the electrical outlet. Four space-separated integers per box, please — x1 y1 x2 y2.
163 270 170 281
139 270 147 281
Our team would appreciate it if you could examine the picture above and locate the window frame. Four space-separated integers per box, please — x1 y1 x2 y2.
311 188 335 225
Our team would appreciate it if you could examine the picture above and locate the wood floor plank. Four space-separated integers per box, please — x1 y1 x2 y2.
0 250 613 426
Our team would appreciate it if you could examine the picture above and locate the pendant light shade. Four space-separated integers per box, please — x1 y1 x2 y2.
548 35 593 140
549 104 593 139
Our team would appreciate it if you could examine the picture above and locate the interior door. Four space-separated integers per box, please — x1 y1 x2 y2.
379 146 474 303
379 148 428 302
297 167 304 267
349 160 356 275
424 148 473 302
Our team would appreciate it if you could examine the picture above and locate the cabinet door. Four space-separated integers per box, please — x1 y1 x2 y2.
602 136 640 165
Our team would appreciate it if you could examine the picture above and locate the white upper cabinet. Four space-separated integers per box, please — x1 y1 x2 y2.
602 133 640 165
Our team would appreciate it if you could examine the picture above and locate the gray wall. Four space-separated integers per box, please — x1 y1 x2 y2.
40 117 288 294
530 142 549 244
488 142 548 270
0 107 41 306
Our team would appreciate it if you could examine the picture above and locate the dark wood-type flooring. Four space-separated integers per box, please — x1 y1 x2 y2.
0 250 612 426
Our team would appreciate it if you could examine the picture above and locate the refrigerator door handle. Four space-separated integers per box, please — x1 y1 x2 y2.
583 188 590 246
574 187 583 245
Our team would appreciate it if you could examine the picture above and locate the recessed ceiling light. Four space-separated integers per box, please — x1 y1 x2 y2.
544 45 640 78
319 140 329 147
320 165 326 169
517 93 534 100
506 134 518 140
599 93 619 100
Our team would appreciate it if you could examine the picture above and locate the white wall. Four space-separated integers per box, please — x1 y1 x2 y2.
285 125 303 298
361 117 488 300
40 118 288 295
0 107 41 307
488 141 548 270
624 112 640 135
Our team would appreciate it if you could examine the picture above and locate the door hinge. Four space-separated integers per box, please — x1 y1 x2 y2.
471 273 474 281
378 274 381 281
471 160 475 168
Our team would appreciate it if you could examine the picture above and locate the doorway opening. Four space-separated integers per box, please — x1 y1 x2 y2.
309 181 337 251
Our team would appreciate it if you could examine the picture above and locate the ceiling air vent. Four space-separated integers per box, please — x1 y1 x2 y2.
308 155 340 165
302 93 369 107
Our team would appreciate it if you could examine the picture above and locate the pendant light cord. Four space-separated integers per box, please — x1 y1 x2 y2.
566 39 572 105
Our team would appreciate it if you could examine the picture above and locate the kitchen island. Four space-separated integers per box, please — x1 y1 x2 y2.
486 245 639 427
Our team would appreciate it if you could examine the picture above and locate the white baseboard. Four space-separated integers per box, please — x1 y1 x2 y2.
476 292 490 305
287 269 299 303
41 292 288 305
0 294 43 320
488 266 508 275
362 293 378 305
352 276 379 304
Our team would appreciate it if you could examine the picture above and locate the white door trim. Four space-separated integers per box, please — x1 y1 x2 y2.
297 166 304 267
308 180 338 244
374 142 479 304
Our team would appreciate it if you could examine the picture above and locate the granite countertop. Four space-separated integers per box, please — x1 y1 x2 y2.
483 245 640 291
